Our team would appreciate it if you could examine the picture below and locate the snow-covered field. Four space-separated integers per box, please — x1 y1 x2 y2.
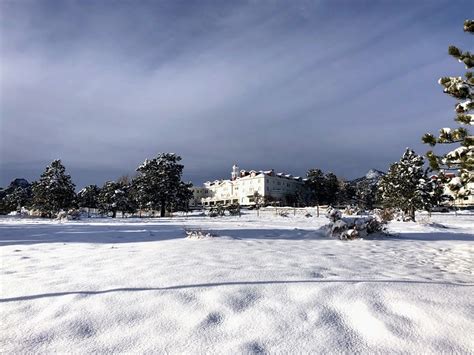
1 211 473 353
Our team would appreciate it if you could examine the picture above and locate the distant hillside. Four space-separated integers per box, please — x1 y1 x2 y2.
350 169 385 186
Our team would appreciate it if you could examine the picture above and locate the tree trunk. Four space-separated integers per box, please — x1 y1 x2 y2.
112 210 116 218
160 204 166 217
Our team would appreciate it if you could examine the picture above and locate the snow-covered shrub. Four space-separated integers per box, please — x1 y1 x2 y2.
227 203 241 216
343 205 360 216
324 212 386 240
330 219 348 238
7 207 30 217
278 211 289 217
57 209 82 221
326 206 342 222
208 205 225 217
305 212 312 218
185 228 216 239
366 216 385 234
374 208 396 223
340 229 359 240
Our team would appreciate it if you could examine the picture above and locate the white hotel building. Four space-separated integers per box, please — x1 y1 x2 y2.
190 165 308 207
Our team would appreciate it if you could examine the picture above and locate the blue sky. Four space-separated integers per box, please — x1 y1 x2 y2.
0 0 472 188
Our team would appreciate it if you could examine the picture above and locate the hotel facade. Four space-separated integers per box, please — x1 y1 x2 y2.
190 165 308 207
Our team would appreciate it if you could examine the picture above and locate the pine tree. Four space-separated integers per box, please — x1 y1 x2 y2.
378 149 439 221
422 19 473 199
336 180 356 206
172 181 193 212
305 169 341 206
31 160 76 217
305 169 326 205
77 184 101 217
0 179 32 214
324 172 340 205
98 180 136 218
135 153 186 217
355 179 378 210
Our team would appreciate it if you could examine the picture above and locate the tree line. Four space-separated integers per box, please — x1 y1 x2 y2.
0 153 192 218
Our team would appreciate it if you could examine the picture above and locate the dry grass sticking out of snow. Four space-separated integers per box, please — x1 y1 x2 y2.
0 211 473 353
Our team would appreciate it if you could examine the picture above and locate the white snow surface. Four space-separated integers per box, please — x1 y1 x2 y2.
1 211 473 353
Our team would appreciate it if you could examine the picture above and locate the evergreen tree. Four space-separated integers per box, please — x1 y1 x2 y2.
355 179 378 210
324 172 340 205
31 160 76 217
305 169 341 205
378 149 438 221
305 169 326 205
77 184 101 217
336 180 356 205
172 181 193 212
98 180 136 218
134 153 185 217
422 19 473 199
0 179 32 214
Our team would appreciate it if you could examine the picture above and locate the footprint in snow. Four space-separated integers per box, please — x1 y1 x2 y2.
69 321 96 339
227 289 260 312
242 341 267 354
200 312 224 328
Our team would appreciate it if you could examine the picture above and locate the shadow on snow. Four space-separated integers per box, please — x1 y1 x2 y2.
0 217 472 246
1 279 473 303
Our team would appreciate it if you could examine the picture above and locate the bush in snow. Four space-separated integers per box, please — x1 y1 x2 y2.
330 219 348 238
185 228 216 239
7 207 30 217
227 203 241 216
343 205 361 216
340 228 359 240
373 208 396 223
278 211 289 217
326 206 342 222
325 206 386 240
208 205 225 217
57 209 82 221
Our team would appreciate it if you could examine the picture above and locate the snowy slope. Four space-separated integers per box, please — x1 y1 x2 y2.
0 212 473 353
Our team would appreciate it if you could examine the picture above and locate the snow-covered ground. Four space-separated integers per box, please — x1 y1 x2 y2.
1 211 473 353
